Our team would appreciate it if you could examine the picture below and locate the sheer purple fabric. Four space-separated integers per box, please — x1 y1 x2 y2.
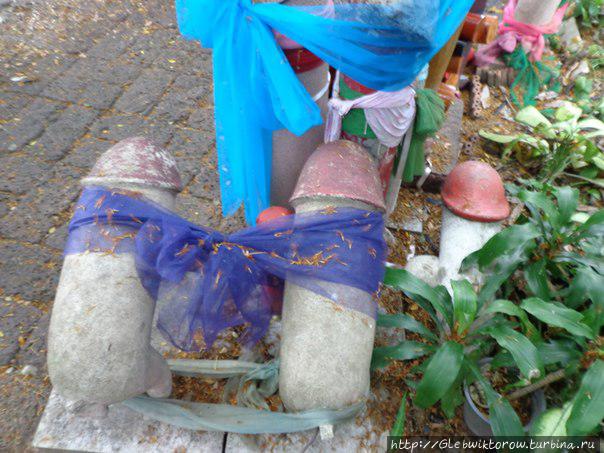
65 188 386 351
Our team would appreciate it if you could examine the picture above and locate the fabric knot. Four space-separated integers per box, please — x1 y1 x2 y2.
199 231 226 253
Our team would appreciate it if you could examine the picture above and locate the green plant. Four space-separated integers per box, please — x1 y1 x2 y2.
461 183 603 329
480 102 604 185
573 0 603 28
374 269 545 436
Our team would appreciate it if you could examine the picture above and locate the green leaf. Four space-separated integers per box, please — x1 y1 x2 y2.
574 209 604 239
566 360 604 436
462 223 541 270
521 298 595 339
537 340 582 366
478 130 519 144
530 404 572 436
390 392 407 436
518 189 560 229
440 372 464 419
525 259 551 300
485 299 539 340
451 280 477 336
414 341 464 408
516 105 552 129
377 313 438 343
489 395 527 437
371 341 433 370
553 186 579 225
567 267 604 325
486 325 543 380
384 268 453 329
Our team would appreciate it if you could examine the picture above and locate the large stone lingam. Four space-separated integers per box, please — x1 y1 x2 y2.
279 140 386 434
47 137 182 410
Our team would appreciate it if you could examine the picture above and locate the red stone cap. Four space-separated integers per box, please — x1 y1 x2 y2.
290 140 386 211
82 137 183 192
256 206 293 224
441 160 510 222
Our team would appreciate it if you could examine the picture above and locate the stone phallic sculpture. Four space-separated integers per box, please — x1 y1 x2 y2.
279 140 386 433
47 137 182 409
406 160 511 291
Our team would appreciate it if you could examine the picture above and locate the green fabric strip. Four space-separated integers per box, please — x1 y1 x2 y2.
122 359 364 434
402 89 445 183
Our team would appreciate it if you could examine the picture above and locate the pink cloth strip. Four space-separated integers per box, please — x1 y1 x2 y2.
474 0 568 66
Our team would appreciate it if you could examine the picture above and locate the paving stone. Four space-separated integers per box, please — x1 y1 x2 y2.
155 48 212 74
43 221 70 251
27 105 99 161
175 193 222 228
43 74 123 110
89 113 173 146
0 92 31 122
15 311 50 371
168 128 214 185
187 107 216 132
153 74 212 124
0 193 10 218
113 68 175 114
66 57 142 86
88 113 146 140
0 301 43 366
0 372 50 450
122 29 177 67
0 156 54 195
3 54 77 96
0 98 65 152
0 241 59 301
85 33 135 62
188 165 219 200
63 136 113 169
0 164 82 242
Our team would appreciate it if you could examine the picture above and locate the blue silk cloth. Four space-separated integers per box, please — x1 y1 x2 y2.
175 0 474 224
65 188 387 351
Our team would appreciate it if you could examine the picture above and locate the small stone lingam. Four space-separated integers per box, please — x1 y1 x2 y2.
406 160 511 290
47 137 182 410
279 140 386 437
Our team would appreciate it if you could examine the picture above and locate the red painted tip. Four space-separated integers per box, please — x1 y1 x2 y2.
256 206 293 225
290 140 386 211
441 160 510 222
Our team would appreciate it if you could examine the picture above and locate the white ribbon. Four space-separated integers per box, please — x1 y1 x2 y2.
325 72 416 148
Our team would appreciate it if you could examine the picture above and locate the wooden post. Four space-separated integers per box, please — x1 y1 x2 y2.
425 24 463 90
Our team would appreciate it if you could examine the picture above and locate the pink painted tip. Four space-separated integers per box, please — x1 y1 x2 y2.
83 137 183 191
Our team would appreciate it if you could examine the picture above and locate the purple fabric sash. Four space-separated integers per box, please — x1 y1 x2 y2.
65 187 386 351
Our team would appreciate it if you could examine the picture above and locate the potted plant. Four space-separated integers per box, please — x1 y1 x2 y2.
374 269 546 436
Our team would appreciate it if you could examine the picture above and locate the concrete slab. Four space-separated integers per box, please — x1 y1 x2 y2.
32 390 224 452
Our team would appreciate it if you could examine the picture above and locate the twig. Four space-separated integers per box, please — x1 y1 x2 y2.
507 368 566 401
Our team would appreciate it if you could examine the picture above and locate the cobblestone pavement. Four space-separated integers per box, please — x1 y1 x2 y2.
0 1 240 449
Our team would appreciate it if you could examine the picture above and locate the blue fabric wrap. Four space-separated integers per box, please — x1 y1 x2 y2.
174 0 474 224
65 187 387 351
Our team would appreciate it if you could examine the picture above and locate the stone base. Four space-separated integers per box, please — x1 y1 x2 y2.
225 409 388 452
32 390 224 452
